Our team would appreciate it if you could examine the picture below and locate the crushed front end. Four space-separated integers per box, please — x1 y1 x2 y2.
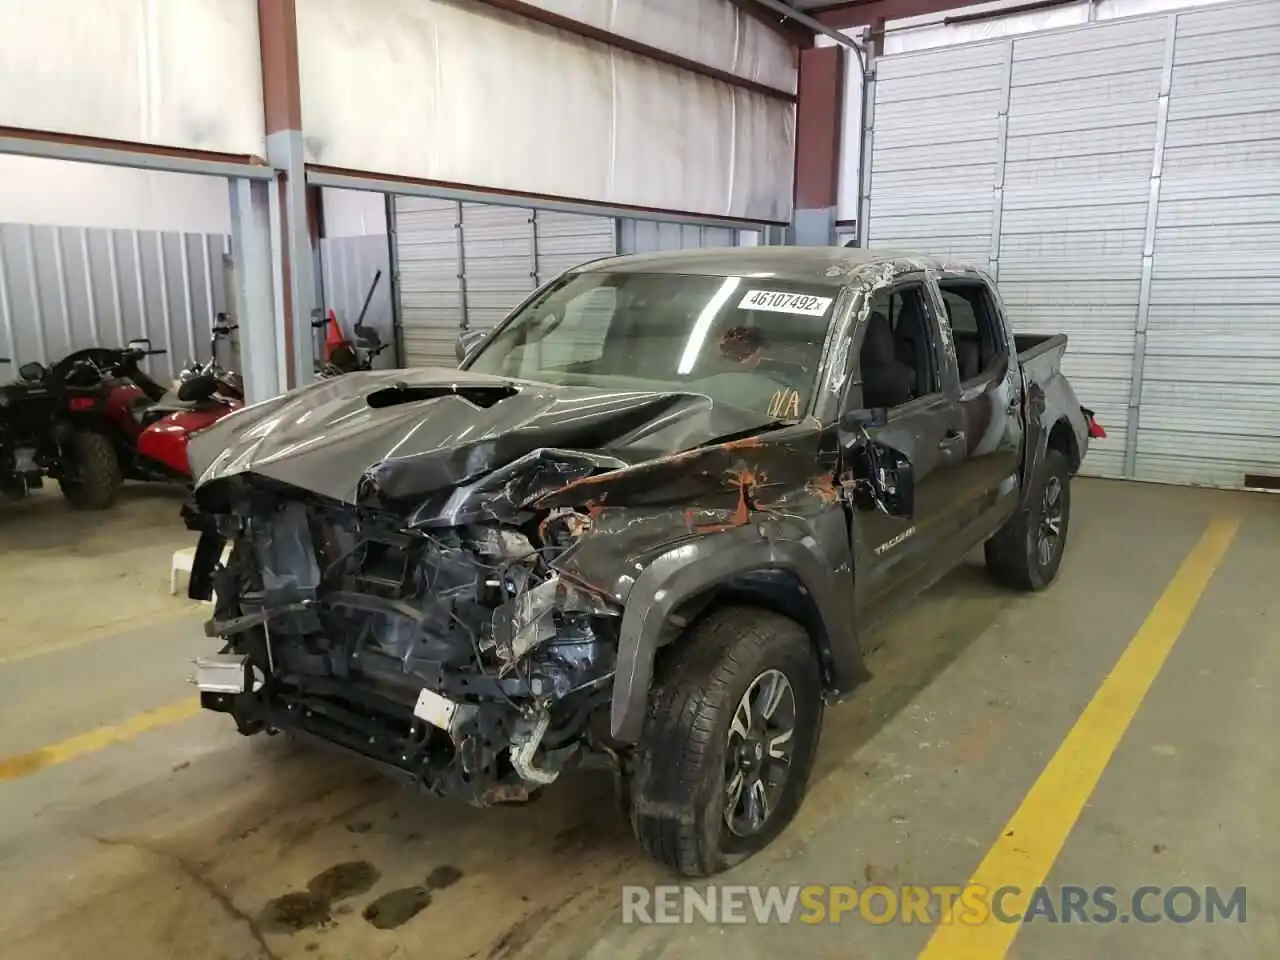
186 477 620 805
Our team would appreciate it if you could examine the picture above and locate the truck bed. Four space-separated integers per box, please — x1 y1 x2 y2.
1015 333 1067 386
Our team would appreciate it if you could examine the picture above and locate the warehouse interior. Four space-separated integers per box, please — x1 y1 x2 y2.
0 0 1276 957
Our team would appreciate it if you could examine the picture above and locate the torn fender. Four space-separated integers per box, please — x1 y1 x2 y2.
607 519 864 744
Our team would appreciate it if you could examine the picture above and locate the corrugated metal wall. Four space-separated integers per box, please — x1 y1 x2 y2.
0 223 230 382
864 0 1280 489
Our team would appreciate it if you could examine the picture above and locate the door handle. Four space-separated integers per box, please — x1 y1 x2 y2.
938 430 966 456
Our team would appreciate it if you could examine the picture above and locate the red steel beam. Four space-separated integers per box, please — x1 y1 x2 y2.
794 45 844 213
814 0 1001 30
258 0 303 135
725 0 815 47
471 0 797 101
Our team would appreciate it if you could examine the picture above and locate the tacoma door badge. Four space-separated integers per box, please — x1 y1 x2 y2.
874 526 916 556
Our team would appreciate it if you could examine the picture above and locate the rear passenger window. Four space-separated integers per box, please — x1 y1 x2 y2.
940 291 978 335
937 281 1007 384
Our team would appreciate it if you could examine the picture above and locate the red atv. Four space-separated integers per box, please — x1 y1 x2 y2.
42 334 244 508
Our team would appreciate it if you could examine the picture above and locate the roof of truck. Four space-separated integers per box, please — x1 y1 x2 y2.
575 246 970 287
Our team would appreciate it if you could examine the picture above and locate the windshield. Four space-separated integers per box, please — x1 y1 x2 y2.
466 271 841 418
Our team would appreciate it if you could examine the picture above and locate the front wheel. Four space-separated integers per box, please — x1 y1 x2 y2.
629 606 823 877
985 447 1072 591
59 430 123 510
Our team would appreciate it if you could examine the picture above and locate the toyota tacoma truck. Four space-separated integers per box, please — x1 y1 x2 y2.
183 247 1104 876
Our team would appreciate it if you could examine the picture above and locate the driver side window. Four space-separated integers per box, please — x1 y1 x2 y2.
855 282 938 410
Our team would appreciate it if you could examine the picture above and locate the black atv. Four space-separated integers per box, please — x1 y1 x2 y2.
0 347 148 508
0 357 59 500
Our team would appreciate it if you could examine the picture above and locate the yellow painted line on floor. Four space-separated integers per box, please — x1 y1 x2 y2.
0 698 202 781
919 515 1240 960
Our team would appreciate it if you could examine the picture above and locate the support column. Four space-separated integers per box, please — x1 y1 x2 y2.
793 44 845 246
228 178 285 403
259 0 317 389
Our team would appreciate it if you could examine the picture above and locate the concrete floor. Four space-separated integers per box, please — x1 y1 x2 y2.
0 478 1274 959
0 484 198 662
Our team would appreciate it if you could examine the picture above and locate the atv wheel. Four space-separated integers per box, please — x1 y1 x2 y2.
985 447 1071 591
629 606 823 877
59 430 123 510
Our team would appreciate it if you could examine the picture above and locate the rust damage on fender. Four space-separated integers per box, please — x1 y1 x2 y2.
805 472 840 506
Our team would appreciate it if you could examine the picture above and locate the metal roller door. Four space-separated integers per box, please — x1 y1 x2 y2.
393 200 616 367
864 0 1280 488
618 220 738 253
393 197 462 368
866 41 1004 266
459 203 538 334
999 16 1167 481
532 211 616 285
1139 1 1280 486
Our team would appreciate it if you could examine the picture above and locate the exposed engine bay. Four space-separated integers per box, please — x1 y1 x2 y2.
190 480 623 805
180 365 846 808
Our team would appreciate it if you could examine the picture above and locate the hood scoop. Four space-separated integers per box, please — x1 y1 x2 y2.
367 382 520 409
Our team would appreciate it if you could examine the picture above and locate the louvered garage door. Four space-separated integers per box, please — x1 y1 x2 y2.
394 197 462 367
618 220 738 253
393 200 616 367
865 0 1280 488
1138 1 1280 486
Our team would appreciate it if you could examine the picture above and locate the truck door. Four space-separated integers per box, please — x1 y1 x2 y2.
932 275 1025 531
840 275 967 627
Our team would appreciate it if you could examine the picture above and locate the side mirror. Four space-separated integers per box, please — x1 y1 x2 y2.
841 406 888 432
126 337 152 355
873 446 915 519
456 328 486 364
18 361 46 382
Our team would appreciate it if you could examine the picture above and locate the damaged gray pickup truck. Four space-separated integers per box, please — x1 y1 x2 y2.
184 247 1104 876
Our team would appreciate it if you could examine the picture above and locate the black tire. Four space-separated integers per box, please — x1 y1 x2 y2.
629 605 823 877
59 430 123 510
985 447 1071 591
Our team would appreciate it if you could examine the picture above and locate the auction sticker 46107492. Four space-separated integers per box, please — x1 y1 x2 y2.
738 290 833 316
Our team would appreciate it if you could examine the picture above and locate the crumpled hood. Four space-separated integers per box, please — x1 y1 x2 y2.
188 367 782 506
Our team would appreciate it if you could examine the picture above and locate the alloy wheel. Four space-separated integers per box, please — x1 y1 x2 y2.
1037 475 1064 568
724 668 797 838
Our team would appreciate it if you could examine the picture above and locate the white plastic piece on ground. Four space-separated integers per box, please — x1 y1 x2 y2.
170 544 232 601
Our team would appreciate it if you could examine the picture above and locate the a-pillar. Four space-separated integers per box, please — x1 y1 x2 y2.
793 45 846 246
259 0 317 389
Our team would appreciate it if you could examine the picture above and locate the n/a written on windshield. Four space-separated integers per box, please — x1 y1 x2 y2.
738 289 833 317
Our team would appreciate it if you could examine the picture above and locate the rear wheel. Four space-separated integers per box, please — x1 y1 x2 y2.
629 606 823 876
985 447 1071 591
59 430 123 510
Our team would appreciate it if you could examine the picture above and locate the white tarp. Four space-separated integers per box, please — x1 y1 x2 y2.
296 0 795 221
526 0 797 93
0 0 265 156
